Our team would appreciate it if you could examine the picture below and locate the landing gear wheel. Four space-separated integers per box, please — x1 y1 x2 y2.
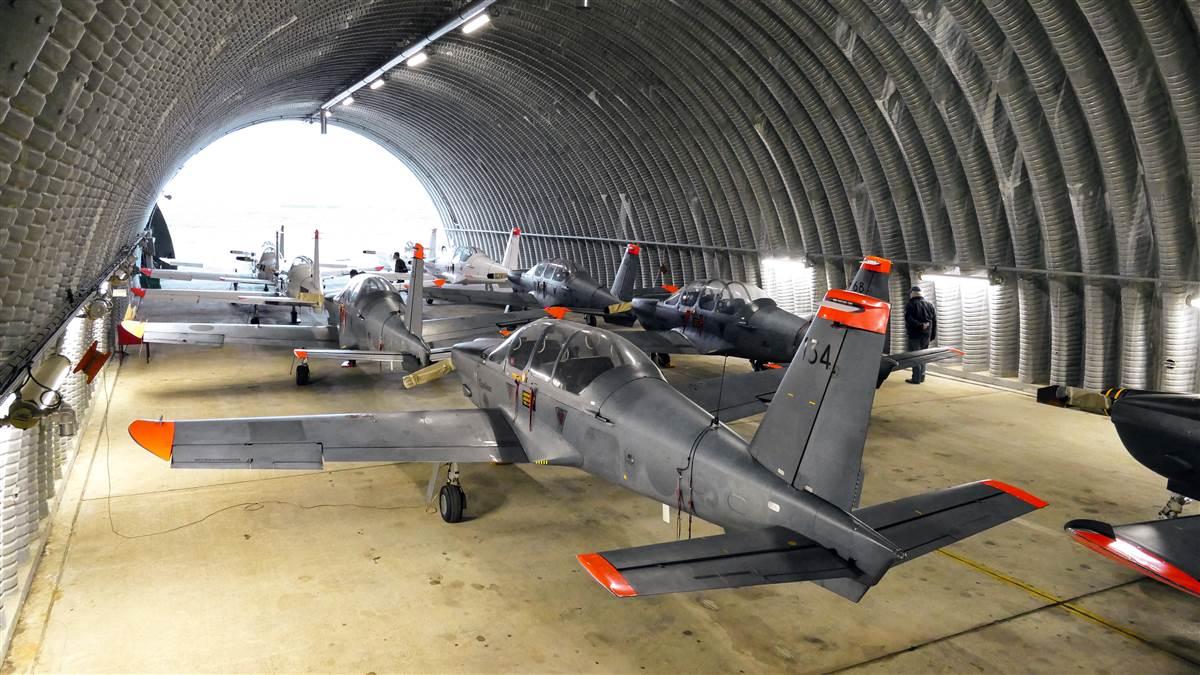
250 316 260 325
426 298 434 305
438 484 465 523
652 353 671 368
751 359 766 372
586 315 598 327
296 364 310 386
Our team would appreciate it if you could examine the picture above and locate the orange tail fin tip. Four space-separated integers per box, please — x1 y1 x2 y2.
661 284 680 293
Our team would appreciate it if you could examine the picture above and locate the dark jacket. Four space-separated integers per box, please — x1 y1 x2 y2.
394 258 408 274
904 296 937 340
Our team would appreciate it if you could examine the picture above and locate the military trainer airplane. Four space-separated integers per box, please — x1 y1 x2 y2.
122 243 550 384
130 229 335 325
625 256 959 377
1039 385 1200 598
423 227 522 287
427 242 651 326
128 259 1045 600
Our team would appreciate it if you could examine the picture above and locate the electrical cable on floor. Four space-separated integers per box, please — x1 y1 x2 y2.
99 357 423 541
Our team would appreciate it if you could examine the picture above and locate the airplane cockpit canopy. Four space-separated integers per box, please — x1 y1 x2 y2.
453 246 483 262
530 258 595 284
664 279 767 312
334 273 396 305
487 319 661 395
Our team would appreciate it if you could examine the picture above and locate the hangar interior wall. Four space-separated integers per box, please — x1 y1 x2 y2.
5 0 1200 394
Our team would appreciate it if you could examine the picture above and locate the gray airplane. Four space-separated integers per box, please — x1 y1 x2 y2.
121 245 550 385
128 258 1044 601
426 243 652 325
625 256 960 381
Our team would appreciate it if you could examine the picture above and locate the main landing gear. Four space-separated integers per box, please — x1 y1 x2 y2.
431 462 467 523
1158 493 1192 519
585 315 598 327
295 363 310 386
751 359 767 371
651 353 671 368
290 306 299 325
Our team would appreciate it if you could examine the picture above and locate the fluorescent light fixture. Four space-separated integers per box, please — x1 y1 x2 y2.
342 96 354 106
1188 296 1200 309
369 78 384 89
921 272 991 288
407 51 429 67
462 11 490 33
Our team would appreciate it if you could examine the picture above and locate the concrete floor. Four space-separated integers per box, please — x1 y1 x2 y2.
5 296 1200 673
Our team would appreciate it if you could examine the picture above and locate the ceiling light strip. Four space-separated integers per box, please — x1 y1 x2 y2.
318 0 497 111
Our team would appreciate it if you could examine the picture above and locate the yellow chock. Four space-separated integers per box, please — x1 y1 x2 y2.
402 359 455 389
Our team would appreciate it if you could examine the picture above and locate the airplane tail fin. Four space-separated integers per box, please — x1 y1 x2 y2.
611 244 640 301
501 227 521 270
279 226 286 260
429 227 438 257
406 243 426 339
848 255 892 301
747 286 889 509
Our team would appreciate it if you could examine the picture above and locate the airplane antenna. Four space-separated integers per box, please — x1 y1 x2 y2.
711 356 729 427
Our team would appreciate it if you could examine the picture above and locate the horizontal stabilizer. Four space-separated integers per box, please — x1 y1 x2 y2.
1066 515 1200 598
877 347 962 387
578 479 1045 599
578 527 856 597
129 409 528 469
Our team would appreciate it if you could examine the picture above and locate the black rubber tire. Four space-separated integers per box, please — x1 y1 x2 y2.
439 484 465 523
586 315 598 327
652 353 671 368
250 316 260 325
426 298 434 305
751 359 766 372
296 364 310 386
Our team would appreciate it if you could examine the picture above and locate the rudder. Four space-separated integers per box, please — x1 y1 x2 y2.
611 243 640 301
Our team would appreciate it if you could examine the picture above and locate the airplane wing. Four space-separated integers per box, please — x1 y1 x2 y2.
675 347 963 422
140 267 274 285
614 329 701 356
426 285 540 309
421 309 551 349
128 410 529 469
120 320 339 349
579 479 1043 597
130 288 315 306
292 348 418 363
1065 515 1200 598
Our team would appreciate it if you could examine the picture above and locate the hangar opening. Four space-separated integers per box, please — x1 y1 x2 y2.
2 0 1200 671
157 120 443 267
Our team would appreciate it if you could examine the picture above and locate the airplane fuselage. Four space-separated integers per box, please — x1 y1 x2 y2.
633 294 811 363
451 320 897 577
509 259 622 312
1107 390 1200 500
320 274 427 370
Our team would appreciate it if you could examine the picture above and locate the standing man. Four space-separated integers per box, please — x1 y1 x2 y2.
392 251 408 274
904 285 937 384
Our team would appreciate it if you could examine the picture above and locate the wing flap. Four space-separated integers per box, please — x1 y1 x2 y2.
130 410 528 469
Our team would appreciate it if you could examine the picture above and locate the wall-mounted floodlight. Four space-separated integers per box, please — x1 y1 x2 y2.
920 271 992 288
342 96 355 106
407 51 429 67
369 78 385 90
462 11 490 33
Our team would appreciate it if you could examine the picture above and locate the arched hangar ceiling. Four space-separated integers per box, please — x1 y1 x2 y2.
2 0 1200 391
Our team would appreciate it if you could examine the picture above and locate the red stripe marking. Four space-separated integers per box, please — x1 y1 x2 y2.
981 479 1048 509
139 267 154 276
817 289 890 334
1068 527 1200 598
577 553 638 597
627 243 641 256
861 256 892 274
131 287 146 298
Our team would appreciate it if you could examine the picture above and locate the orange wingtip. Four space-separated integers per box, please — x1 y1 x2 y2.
577 553 637 597
545 306 569 320
626 243 641 256
128 420 175 461
294 349 308 360
131 287 146 298
433 279 446 287
981 479 1048 509
861 256 892 274
498 329 512 337
117 321 144 345
139 267 154 276
374 265 384 271
1067 526 1200 598
765 362 783 369
661 284 680 293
